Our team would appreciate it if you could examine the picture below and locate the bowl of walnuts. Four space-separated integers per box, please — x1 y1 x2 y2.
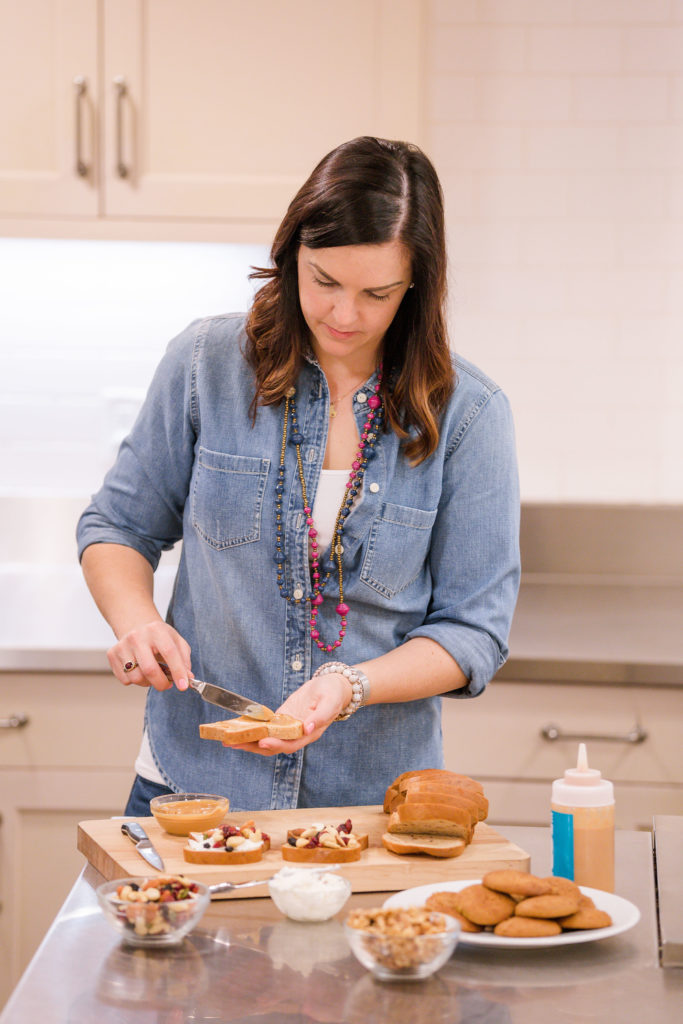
344 906 460 981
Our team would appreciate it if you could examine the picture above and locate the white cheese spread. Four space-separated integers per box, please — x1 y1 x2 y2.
268 866 351 922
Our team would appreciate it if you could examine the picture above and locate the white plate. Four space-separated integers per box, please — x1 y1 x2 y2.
382 880 641 949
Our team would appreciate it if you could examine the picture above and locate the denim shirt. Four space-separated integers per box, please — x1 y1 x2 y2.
77 314 520 810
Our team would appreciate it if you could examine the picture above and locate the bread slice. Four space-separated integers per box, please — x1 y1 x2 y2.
383 783 400 813
401 788 483 823
401 783 489 821
281 843 363 863
396 769 484 795
387 804 474 843
267 713 305 740
282 829 368 863
199 713 303 746
183 836 270 865
381 832 467 858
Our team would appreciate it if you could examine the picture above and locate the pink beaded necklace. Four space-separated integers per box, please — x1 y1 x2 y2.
274 368 384 653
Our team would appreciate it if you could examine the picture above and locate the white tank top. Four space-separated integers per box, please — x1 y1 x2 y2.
134 469 359 784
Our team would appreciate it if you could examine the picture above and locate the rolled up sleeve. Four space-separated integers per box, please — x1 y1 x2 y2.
406 387 521 698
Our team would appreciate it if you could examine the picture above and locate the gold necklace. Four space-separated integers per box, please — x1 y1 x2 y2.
329 378 367 418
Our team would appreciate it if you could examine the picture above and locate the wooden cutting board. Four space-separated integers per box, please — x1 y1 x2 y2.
78 806 530 898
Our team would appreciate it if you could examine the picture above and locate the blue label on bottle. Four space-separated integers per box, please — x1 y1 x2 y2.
552 809 574 880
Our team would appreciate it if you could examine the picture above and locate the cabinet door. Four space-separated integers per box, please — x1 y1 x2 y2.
0 770 133 1008
102 0 424 225
0 0 98 217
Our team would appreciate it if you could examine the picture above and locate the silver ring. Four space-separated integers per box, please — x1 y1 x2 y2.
123 660 138 673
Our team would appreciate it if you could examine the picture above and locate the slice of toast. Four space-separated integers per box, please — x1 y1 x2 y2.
282 828 368 863
199 713 303 746
381 832 467 858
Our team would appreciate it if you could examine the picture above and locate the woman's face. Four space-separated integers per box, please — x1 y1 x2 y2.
297 241 412 370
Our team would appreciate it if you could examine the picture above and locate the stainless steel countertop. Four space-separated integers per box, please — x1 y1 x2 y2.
1 826 681 1023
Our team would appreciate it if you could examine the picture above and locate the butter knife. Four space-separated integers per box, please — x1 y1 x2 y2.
121 821 165 871
156 661 274 721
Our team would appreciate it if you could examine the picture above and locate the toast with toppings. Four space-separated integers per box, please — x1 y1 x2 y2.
183 822 271 864
282 820 368 863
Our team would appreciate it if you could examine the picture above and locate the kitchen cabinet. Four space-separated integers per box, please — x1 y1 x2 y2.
0 0 425 241
0 671 146 1007
442 679 683 831
0 0 98 219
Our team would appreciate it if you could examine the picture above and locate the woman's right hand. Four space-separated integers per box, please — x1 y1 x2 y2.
107 621 192 692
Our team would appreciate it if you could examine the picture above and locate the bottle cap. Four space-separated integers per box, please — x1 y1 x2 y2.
552 744 614 807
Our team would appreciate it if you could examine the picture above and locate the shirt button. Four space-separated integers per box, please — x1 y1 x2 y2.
293 586 304 600
291 658 303 671
356 392 367 403
369 482 380 493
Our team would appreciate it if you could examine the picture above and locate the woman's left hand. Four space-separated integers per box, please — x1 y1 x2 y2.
227 672 353 756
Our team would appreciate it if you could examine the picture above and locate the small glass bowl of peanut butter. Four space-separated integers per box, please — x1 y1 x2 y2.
150 793 229 835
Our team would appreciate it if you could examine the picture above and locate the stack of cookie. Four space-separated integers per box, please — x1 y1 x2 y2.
426 870 613 937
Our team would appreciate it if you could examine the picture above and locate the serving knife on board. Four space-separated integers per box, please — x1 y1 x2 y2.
156 661 274 721
121 822 165 871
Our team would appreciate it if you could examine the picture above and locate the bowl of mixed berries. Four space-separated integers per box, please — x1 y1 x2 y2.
97 875 210 947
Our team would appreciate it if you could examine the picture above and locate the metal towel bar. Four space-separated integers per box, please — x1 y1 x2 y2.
540 722 647 744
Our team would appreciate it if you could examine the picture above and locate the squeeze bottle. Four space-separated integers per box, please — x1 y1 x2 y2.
551 743 615 892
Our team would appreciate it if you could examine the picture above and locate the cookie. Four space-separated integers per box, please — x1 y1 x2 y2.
541 876 582 900
453 884 516 926
483 870 551 898
558 907 613 930
494 916 562 938
425 893 483 932
515 893 581 919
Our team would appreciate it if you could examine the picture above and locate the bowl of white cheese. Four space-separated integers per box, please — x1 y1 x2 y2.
268 866 352 922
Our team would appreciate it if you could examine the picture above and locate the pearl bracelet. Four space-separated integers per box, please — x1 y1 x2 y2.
313 661 371 721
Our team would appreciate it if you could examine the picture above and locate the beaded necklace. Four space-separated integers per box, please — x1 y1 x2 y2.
274 368 384 653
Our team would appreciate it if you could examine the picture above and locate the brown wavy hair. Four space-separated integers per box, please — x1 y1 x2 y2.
244 136 453 463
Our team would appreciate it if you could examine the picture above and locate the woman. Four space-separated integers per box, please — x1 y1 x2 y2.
78 137 520 815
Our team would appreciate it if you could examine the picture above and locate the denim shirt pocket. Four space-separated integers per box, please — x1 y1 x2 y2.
360 501 437 599
191 447 269 549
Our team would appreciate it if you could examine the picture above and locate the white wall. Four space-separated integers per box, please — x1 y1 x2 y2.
427 0 683 502
1 0 682 540
0 239 267 562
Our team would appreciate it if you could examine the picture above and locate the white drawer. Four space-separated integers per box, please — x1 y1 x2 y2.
0 672 146 769
442 681 683 785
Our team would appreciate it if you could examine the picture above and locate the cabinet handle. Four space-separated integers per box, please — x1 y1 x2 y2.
113 76 129 178
541 722 648 745
73 76 88 178
0 713 29 729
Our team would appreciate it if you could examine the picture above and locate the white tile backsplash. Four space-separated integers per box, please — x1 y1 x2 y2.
428 0 682 503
